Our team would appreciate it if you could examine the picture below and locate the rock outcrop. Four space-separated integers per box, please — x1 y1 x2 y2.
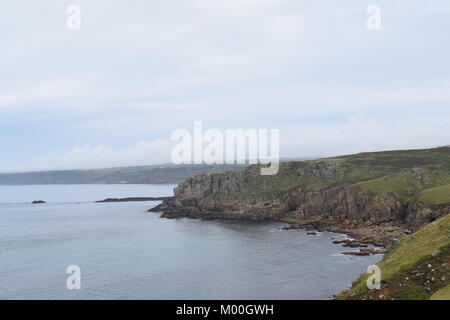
150 148 450 245
280 184 450 232
96 196 172 203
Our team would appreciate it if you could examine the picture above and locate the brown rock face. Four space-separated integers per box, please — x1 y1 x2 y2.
151 167 282 220
153 197 282 220
149 165 450 245
280 184 449 231
281 185 403 224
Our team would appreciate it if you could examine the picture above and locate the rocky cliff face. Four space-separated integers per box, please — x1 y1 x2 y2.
280 184 449 231
150 148 450 245
151 177 449 245
153 168 281 220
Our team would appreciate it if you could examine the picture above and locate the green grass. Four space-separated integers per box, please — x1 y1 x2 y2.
419 184 450 205
430 285 450 300
234 147 450 202
341 214 450 299
353 172 418 201
335 147 450 170
352 168 450 202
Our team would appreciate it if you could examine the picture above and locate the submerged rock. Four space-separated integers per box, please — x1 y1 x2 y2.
341 248 386 256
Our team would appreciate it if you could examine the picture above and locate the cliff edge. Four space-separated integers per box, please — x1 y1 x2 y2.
150 147 450 246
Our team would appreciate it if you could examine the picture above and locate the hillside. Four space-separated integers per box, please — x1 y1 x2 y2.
151 147 450 245
337 213 450 300
0 164 245 185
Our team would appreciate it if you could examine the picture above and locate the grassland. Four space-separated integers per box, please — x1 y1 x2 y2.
338 213 450 300
236 147 450 204
430 285 450 300
419 184 450 205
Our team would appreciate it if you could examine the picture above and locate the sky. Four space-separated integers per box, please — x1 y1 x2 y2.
1 0 450 172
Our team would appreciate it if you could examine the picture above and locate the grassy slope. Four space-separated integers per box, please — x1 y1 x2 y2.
236 147 450 203
419 184 450 205
430 285 450 300
338 214 450 300
255 147 450 300
341 148 450 202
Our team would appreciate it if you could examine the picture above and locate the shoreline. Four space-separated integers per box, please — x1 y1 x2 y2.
149 206 387 256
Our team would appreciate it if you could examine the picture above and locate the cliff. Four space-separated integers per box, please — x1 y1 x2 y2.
150 147 450 246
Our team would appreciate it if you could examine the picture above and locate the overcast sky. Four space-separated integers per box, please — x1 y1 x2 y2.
1 0 450 172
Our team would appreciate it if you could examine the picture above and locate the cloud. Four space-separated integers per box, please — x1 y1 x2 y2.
280 114 450 157
1 0 450 170
6 139 174 172
6 112 449 173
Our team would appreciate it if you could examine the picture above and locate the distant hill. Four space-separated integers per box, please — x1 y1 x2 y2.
0 164 246 185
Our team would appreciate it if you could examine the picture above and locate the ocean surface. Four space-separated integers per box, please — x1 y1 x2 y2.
0 184 382 300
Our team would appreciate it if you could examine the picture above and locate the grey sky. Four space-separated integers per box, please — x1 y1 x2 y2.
1 0 450 172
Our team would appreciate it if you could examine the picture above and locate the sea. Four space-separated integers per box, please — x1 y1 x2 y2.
0 184 381 299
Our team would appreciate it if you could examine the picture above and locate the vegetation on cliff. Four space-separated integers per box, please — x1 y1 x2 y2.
419 184 450 205
338 213 450 300
234 146 450 203
150 146 450 300
152 147 450 245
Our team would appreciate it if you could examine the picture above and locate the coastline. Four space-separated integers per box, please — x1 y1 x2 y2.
149 204 388 256
149 199 403 248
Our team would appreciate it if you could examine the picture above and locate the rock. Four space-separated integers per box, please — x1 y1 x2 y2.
307 232 317 235
151 156 450 246
31 200 46 204
96 196 172 203
386 239 400 252
342 242 368 248
431 250 441 258
333 240 350 244
342 248 385 256
342 251 371 256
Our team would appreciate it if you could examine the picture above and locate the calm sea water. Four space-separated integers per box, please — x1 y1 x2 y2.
0 184 381 300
